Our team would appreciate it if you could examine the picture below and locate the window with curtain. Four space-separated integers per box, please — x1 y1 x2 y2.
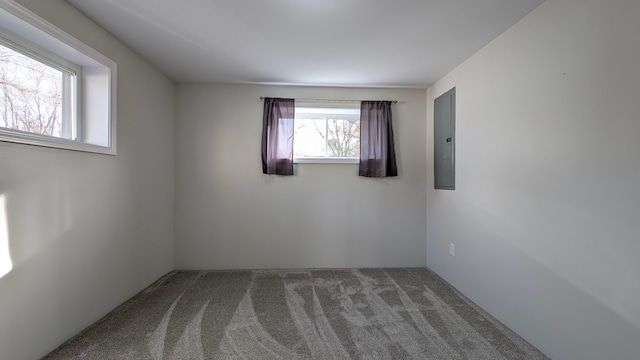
262 98 397 177
359 101 397 177
261 97 295 175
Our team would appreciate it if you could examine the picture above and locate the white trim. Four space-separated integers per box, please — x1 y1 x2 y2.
109 66 117 154
0 128 114 155
0 0 114 68
0 32 79 75
294 157 359 164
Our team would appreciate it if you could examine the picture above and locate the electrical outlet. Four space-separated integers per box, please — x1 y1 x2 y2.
450 243 455 257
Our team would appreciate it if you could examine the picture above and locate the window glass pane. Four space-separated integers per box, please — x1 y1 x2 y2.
0 43 65 138
294 106 360 160
294 117 327 158
327 118 359 157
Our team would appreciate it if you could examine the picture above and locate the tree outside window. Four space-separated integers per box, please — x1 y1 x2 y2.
0 43 66 138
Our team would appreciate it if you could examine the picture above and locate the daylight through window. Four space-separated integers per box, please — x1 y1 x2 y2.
294 106 360 163
0 40 76 139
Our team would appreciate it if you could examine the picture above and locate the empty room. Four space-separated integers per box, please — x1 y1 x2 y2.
0 0 638 359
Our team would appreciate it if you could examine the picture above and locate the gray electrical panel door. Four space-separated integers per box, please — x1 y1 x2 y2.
434 87 455 190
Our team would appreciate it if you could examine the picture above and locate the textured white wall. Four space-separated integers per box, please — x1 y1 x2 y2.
427 0 640 359
0 1 175 359
175 84 426 269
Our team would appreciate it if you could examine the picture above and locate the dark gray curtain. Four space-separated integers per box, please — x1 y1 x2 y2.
262 97 295 175
359 101 397 177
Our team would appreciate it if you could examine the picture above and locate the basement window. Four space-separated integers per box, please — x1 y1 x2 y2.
0 2 117 155
294 104 360 164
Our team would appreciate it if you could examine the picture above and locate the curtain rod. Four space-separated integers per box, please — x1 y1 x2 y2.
259 96 397 104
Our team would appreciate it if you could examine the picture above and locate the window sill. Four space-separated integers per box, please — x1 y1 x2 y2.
294 157 359 164
0 129 115 155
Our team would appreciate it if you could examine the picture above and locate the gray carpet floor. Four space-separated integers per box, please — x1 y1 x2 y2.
44 268 550 359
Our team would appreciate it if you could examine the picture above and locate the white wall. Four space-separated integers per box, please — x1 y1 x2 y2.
175 84 426 269
426 0 640 359
0 1 175 359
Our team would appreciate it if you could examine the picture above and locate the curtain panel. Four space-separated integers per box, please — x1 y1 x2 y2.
261 97 295 175
359 101 398 177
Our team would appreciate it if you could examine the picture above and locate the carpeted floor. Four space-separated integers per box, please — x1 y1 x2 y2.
44 268 550 359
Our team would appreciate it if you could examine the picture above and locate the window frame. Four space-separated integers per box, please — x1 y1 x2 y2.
293 103 360 164
0 32 81 141
0 1 117 155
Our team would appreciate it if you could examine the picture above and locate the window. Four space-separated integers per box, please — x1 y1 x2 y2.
0 39 77 140
0 2 117 155
294 104 360 164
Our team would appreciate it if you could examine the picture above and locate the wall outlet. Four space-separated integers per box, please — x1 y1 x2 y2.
450 243 455 257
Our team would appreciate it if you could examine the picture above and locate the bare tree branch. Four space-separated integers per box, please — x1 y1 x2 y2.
0 44 63 137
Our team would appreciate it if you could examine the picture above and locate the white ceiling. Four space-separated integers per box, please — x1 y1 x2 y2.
65 0 544 87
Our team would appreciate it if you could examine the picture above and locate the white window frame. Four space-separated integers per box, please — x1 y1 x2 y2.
0 1 117 155
294 103 360 164
0 32 81 141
